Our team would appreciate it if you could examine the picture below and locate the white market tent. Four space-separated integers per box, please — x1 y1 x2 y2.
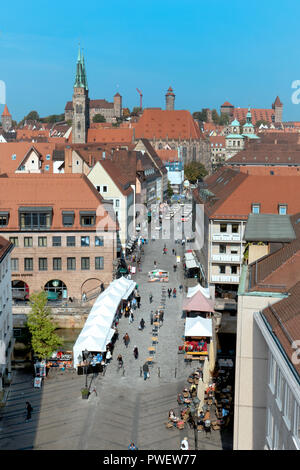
73 276 136 367
187 284 210 299
184 317 213 338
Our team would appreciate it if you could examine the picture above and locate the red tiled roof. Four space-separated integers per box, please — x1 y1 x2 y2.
262 281 300 376
221 101 234 107
156 149 178 162
87 128 134 144
98 160 133 196
134 109 202 140
2 104 11 117
0 142 58 173
195 168 300 220
233 108 274 124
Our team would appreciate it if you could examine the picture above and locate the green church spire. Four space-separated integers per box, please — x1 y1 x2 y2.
74 45 84 88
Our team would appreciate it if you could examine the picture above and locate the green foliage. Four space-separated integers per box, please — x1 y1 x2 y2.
193 110 208 122
211 109 219 124
219 113 230 125
255 119 269 128
93 114 106 123
40 113 65 124
184 162 208 183
24 110 40 121
26 291 62 359
167 181 174 198
131 107 142 116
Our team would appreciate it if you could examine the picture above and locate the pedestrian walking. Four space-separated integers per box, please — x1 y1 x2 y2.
136 292 141 309
173 264 177 272
139 318 145 330
133 346 139 359
174 250 176 257
117 354 123 368
168 288 172 298
150 310 154 325
149 292 153 304
172 248 175 255
173 288 177 298
143 362 149 380
159 310 164 324
25 401 33 422
129 311 134 324
123 333 130 347
179 284 183 293
154 260 157 268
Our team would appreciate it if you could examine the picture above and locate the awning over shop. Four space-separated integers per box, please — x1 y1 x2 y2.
73 276 136 367
184 251 199 270
187 284 210 299
184 317 213 338
182 290 215 312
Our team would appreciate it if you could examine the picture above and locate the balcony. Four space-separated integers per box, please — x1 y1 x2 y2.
212 233 241 242
211 254 241 263
211 274 240 284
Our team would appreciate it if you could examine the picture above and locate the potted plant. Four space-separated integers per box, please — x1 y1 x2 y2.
81 387 90 399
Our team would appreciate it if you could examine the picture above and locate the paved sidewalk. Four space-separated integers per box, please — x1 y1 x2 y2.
0 227 232 450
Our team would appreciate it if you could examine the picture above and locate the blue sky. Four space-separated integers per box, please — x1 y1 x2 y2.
1 0 300 121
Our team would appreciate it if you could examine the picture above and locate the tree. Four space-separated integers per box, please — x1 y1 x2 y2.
211 109 219 124
219 113 230 125
193 109 208 122
131 107 142 116
25 110 40 121
27 291 62 359
167 181 174 198
40 113 65 124
184 162 208 183
93 114 106 123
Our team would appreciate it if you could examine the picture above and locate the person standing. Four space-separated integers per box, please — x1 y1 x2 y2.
154 260 157 268
133 346 139 359
25 402 33 422
179 284 183 293
180 437 189 450
168 288 172 298
143 362 149 380
159 310 164 324
150 310 154 325
139 318 145 330
149 292 153 304
132 297 137 310
123 333 130 347
173 288 177 298
129 310 134 324
136 292 141 309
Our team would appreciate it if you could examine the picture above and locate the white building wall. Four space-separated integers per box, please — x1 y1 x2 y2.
0 248 13 391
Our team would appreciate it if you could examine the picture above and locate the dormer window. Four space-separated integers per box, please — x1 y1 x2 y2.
46 154 51 160
278 204 287 215
252 203 260 214
62 211 75 226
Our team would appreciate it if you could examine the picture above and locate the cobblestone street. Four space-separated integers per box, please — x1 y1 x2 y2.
0 228 232 450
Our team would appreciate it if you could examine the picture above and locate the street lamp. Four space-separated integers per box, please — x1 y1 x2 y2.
189 399 199 451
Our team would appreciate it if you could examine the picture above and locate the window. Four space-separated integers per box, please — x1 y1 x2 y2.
45 165 50 171
24 258 33 271
269 354 277 393
24 237 33 247
53 258 62 270
284 385 293 429
115 199 120 208
276 370 285 411
96 186 100 192
102 186 107 193
294 403 300 445
267 408 274 445
220 224 227 233
81 236 90 247
67 236 76 247
52 236 61 247
39 258 48 271
278 204 287 215
232 224 239 233
62 211 74 226
12 154 16 160
19 208 51 230
231 247 238 254
38 236 47 247
219 244 226 254
252 203 260 214
231 265 237 274
11 258 19 272
67 257 76 270
95 256 104 270
9 237 19 247
0 213 9 226
95 236 104 247
81 257 90 270
80 212 96 226
219 265 226 274
46 154 51 160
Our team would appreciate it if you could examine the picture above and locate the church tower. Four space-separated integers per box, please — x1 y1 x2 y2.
72 47 89 144
1 104 12 132
165 86 175 110
272 96 283 123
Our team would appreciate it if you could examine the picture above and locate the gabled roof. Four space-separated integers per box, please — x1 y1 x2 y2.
244 214 296 242
137 139 168 174
262 281 300 377
234 108 274 124
95 159 133 196
134 109 202 140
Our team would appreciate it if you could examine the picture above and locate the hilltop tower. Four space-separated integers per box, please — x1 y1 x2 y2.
72 47 89 143
165 86 175 111
1 104 12 132
113 93 122 119
272 96 283 123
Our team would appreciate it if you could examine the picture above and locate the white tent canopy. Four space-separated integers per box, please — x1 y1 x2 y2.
184 317 212 338
73 276 136 368
187 284 210 299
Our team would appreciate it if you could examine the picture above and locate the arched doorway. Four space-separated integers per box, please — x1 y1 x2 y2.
44 280 67 301
12 280 29 301
81 278 103 299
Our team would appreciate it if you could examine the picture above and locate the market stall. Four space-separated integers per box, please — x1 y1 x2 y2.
148 270 169 282
182 290 215 317
180 316 212 361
